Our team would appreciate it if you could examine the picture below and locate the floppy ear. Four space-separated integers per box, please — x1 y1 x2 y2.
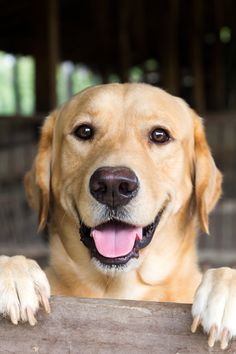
193 111 222 234
24 111 57 231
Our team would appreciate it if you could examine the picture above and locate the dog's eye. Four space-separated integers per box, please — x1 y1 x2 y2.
73 124 94 140
150 128 170 144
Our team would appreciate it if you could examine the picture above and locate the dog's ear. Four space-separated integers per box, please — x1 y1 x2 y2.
192 111 222 234
24 111 57 231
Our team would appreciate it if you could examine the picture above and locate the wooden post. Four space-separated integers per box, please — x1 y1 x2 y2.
91 0 112 82
33 0 59 113
191 0 206 113
0 296 235 353
118 0 132 82
212 0 226 109
13 57 20 114
161 0 179 95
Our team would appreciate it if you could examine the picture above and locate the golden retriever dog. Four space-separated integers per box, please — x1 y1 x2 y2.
0 83 236 349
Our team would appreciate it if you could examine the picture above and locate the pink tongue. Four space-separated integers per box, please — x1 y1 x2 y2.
91 223 142 258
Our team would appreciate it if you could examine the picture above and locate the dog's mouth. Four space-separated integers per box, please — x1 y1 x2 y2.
79 210 163 267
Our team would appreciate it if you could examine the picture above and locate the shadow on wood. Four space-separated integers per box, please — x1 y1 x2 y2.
0 296 235 353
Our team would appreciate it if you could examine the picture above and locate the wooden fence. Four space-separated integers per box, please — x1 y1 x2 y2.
0 296 234 354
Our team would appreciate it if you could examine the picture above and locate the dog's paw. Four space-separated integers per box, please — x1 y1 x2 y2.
191 267 236 350
0 255 50 325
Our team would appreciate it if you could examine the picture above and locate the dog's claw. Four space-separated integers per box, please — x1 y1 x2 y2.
9 304 19 325
20 307 27 322
191 315 201 333
36 287 51 314
41 292 51 314
26 307 37 326
220 328 230 350
208 325 218 347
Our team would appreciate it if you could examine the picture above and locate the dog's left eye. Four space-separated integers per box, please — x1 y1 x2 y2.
73 124 94 140
149 128 170 144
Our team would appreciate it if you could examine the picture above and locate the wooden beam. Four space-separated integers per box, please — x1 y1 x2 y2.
212 0 226 109
161 0 180 95
33 0 59 113
191 0 206 113
118 0 132 82
0 296 234 353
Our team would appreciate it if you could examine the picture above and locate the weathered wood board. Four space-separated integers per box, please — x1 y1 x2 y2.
0 296 235 353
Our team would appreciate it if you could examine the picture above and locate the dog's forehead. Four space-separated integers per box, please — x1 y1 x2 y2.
67 84 125 115
124 85 191 122
60 84 193 134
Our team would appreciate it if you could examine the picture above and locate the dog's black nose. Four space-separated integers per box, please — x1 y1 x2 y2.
89 167 139 208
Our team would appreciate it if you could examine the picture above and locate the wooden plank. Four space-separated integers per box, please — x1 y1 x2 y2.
161 0 180 95
214 0 226 109
191 0 206 113
118 0 132 81
209 0 225 110
33 0 59 113
0 296 235 353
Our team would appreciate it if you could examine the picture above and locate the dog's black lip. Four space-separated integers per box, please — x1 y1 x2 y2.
79 210 164 266
92 248 139 266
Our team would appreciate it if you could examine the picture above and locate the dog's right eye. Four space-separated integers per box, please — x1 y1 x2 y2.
73 124 94 140
149 128 171 144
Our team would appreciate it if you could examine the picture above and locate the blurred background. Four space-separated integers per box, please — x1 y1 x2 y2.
0 0 235 267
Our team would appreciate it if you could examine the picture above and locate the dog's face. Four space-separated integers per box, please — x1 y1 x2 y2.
25 84 222 273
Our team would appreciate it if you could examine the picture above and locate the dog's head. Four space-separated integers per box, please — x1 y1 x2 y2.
25 84 222 272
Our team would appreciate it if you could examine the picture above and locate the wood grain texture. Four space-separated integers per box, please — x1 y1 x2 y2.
0 296 236 353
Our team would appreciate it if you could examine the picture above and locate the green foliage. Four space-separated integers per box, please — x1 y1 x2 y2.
0 52 103 115
57 62 102 105
0 52 159 115
72 64 102 94
128 66 144 82
0 52 35 115
0 52 16 114
17 56 35 115
220 26 231 44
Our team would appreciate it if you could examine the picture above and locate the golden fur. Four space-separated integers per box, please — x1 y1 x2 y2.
24 83 222 303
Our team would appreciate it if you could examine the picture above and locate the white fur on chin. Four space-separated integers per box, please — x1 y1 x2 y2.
91 256 139 275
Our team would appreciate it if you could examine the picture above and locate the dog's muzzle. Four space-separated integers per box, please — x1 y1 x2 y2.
78 166 163 269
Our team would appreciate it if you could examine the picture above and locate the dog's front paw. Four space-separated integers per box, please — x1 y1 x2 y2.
0 255 50 325
191 267 236 350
